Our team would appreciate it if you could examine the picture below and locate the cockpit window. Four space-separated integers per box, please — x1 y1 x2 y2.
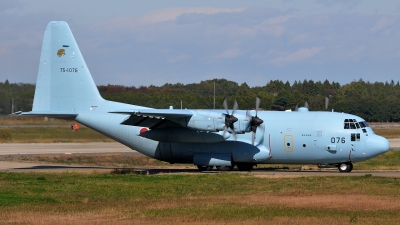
344 119 369 130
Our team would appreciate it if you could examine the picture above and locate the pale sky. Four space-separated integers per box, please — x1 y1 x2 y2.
1 0 400 87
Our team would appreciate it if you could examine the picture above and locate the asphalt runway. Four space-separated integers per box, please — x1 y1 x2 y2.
0 142 137 155
0 140 399 177
388 138 400 150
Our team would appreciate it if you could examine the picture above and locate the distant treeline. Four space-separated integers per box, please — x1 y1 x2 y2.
2 78 400 122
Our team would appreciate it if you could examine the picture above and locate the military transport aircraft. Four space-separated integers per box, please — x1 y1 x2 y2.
19 21 390 172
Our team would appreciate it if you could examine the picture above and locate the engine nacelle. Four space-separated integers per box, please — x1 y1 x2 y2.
178 110 251 134
184 110 225 132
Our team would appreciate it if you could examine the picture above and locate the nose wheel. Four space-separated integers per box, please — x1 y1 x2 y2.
338 162 353 172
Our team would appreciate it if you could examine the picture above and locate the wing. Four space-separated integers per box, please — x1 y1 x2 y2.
110 109 193 119
110 109 193 129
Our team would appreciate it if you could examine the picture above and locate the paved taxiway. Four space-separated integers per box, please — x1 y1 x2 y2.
0 140 399 176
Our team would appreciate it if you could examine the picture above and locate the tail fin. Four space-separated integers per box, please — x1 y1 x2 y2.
30 21 104 115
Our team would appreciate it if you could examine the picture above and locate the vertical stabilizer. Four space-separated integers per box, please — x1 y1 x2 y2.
32 21 103 113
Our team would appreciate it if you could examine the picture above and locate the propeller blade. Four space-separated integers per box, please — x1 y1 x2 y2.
325 97 329 110
256 97 260 112
232 100 238 114
252 130 256 146
222 126 229 140
232 130 237 141
223 98 228 114
305 101 309 108
295 104 299 111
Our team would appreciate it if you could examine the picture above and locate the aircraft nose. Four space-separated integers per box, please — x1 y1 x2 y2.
366 135 390 157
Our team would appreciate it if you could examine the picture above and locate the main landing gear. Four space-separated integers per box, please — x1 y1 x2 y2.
197 165 235 171
196 164 253 172
337 162 353 173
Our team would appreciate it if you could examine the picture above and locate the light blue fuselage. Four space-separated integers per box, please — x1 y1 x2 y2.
76 105 387 165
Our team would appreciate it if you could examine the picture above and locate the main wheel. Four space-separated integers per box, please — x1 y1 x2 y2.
216 166 234 171
197 165 213 171
338 162 353 172
236 163 254 171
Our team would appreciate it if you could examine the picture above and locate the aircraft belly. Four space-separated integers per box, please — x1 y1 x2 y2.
76 112 160 158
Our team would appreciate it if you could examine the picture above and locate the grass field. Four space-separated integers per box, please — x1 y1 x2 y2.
0 172 399 224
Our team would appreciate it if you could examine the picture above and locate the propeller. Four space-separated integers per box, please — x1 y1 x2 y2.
325 96 329 110
222 98 238 140
247 97 264 145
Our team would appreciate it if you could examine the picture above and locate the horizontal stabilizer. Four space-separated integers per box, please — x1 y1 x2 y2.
21 111 78 118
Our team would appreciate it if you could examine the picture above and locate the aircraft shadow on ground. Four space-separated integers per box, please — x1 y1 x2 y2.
15 165 110 170
12 165 334 175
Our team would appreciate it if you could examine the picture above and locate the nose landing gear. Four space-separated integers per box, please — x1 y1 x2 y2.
337 162 353 172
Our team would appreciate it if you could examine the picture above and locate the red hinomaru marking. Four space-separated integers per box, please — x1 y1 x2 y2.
139 127 149 134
